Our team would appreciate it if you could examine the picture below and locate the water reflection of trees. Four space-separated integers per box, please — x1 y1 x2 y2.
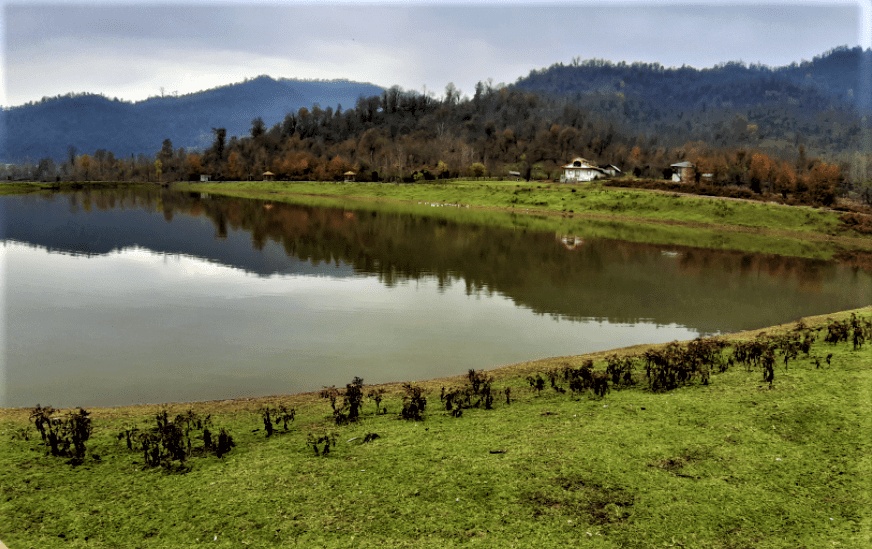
61 188 870 333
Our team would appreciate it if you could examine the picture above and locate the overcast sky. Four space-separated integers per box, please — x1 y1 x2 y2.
2 1 870 107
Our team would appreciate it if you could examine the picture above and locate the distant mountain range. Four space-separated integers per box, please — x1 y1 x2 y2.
514 46 871 114
2 46 869 164
0 76 385 163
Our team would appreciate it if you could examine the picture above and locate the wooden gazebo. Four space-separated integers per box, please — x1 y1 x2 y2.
262 171 275 181
343 171 356 182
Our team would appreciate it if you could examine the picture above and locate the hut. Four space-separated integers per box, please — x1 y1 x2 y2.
670 161 695 183
561 158 606 183
599 164 622 177
200 174 212 182
262 171 275 181
344 171 356 182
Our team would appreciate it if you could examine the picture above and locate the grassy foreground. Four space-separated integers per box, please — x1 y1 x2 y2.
2 308 870 549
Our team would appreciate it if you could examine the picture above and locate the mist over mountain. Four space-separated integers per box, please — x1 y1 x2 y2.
0 77 384 163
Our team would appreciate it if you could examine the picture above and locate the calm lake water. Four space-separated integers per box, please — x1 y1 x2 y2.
2 188 870 408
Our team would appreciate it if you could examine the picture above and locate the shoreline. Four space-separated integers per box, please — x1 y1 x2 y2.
182 180 872 254
3 306 868 421
2 307 869 548
8 178 872 246
263 187 872 247
2 181 869 418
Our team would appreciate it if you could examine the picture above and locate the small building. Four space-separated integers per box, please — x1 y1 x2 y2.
670 161 695 183
262 171 275 181
343 171 356 182
599 164 622 178
561 158 607 183
508 171 521 181
200 174 212 182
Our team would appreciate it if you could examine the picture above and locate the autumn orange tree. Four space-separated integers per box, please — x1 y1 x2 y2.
772 160 796 198
186 153 203 179
748 152 774 194
806 162 840 206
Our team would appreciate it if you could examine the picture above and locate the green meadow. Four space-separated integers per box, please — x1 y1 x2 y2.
2 308 870 549
177 179 871 261
180 179 841 232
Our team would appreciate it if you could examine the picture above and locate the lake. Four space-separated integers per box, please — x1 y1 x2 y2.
2 187 870 408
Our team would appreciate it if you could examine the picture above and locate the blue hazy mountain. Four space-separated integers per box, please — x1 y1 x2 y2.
1 76 385 163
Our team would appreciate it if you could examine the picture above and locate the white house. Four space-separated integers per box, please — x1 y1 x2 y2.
561 158 607 182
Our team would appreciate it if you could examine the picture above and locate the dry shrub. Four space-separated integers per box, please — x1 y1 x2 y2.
838 212 872 234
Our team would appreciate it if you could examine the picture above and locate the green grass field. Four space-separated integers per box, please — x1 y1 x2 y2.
178 179 843 232
176 179 871 260
2 308 870 549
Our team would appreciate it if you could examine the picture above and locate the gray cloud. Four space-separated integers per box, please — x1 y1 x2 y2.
2 2 863 106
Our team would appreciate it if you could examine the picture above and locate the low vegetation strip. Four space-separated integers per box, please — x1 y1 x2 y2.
181 179 870 243
177 186 858 264
5 180 870 258
1 307 870 548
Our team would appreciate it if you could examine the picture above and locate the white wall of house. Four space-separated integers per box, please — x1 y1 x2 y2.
563 167 603 182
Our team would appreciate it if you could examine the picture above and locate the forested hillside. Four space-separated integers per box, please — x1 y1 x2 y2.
515 46 871 113
512 46 871 158
4 47 871 205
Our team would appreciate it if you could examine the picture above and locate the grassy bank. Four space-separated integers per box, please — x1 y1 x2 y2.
177 179 872 259
0 181 155 196
2 307 870 549
4 179 870 259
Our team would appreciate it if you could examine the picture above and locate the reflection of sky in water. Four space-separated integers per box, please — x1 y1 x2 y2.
2 242 698 408
4 190 870 409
